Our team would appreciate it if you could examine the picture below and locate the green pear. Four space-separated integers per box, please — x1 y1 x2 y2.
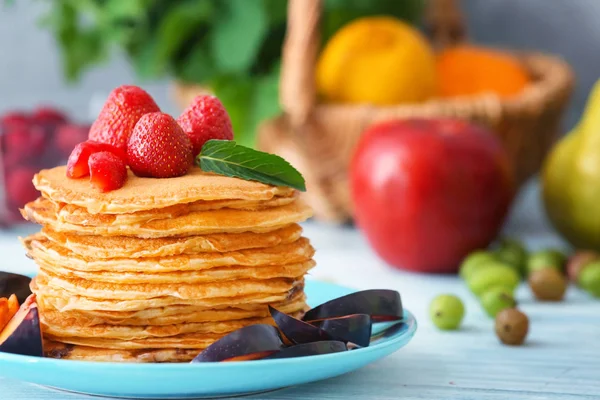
543 78 600 250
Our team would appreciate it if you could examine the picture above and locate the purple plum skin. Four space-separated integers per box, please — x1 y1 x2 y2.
0 272 32 304
192 324 283 363
303 290 402 322
0 305 43 357
311 314 372 347
264 341 347 359
269 306 333 344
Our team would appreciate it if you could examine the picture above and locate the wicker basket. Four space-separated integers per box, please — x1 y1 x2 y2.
257 0 574 223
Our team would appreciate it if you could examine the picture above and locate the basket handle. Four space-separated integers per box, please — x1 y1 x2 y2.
280 0 467 128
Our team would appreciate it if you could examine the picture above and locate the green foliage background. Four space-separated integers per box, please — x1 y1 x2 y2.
42 0 424 147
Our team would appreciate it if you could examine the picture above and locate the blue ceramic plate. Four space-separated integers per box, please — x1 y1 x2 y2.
0 280 417 399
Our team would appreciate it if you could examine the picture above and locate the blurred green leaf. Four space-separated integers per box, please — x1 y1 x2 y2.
177 42 215 83
211 0 268 73
212 69 280 148
148 0 214 77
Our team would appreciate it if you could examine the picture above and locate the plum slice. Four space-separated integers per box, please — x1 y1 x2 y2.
269 306 333 345
0 295 43 357
303 289 402 322
310 314 372 348
0 272 32 304
264 341 347 359
192 324 283 363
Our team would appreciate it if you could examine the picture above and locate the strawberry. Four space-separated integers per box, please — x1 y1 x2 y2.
56 124 91 157
2 125 46 166
88 85 160 151
127 112 193 178
176 95 233 156
1 112 29 127
32 107 68 125
5 166 39 208
88 151 127 192
67 140 127 179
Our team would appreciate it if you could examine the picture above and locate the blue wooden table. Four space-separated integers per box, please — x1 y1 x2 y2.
1 180 599 399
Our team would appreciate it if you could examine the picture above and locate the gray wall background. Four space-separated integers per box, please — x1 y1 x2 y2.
0 0 598 130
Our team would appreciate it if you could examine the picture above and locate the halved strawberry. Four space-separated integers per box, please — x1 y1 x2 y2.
88 151 127 192
127 112 193 178
67 140 127 179
176 95 233 156
89 85 160 151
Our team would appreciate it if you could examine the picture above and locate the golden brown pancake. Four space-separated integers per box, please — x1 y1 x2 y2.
22 197 313 237
36 270 304 301
38 261 315 285
41 224 303 258
34 166 294 214
33 280 303 312
41 312 275 339
37 294 307 326
44 340 199 362
24 235 314 273
54 194 297 226
45 332 221 350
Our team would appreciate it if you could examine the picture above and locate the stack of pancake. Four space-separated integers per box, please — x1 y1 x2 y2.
20 166 314 362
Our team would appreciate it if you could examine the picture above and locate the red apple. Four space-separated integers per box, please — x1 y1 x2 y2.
350 118 514 274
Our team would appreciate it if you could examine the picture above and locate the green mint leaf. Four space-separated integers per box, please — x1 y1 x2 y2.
197 140 306 191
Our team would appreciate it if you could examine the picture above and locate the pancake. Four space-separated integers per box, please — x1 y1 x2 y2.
44 340 199 362
54 194 297 226
37 294 307 326
24 235 315 273
41 313 276 339
22 197 313 238
45 332 220 350
38 260 315 284
36 270 303 301
41 224 303 258
33 277 304 312
34 166 294 214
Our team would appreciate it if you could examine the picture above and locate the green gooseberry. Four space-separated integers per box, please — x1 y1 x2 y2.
467 262 520 296
527 249 566 275
429 294 465 330
480 287 517 318
578 262 600 297
459 251 498 280
494 237 528 277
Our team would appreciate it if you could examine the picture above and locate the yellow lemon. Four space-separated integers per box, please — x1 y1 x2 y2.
316 16 436 105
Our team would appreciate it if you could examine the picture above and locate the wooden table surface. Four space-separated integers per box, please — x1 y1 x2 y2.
1 181 599 399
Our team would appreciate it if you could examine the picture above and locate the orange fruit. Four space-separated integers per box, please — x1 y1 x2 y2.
436 45 530 98
316 17 436 105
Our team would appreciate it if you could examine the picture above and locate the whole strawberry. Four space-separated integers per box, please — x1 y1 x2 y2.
177 95 233 156
89 85 160 151
127 112 193 178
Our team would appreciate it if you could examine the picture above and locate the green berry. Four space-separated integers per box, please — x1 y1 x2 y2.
467 261 520 296
459 251 497 280
494 237 527 277
527 249 566 275
578 262 600 297
429 294 465 330
480 287 517 318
